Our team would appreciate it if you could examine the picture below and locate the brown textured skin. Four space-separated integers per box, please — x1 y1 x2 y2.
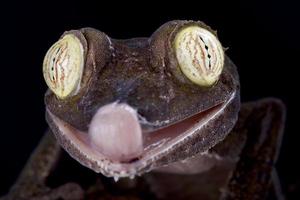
44 82 239 176
44 20 240 176
45 20 238 132
222 99 286 200
1 20 286 199
1 99 285 200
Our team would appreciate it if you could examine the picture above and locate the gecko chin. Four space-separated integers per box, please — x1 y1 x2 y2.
46 91 238 178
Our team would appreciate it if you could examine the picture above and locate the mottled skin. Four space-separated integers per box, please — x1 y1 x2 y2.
45 21 236 132
1 20 285 199
44 20 239 177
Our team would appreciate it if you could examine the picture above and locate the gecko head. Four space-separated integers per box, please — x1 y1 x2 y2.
43 20 240 178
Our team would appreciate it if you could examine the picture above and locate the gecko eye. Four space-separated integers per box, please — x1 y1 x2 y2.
174 26 224 86
43 34 84 99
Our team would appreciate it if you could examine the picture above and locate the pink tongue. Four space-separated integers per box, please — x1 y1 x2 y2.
88 103 143 162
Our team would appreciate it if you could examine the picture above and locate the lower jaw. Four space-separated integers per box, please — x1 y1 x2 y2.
46 91 236 177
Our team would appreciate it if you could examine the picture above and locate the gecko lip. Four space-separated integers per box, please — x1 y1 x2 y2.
46 91 237 178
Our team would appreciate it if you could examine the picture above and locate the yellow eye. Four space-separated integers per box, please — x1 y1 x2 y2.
174 26 224 86
43 34 84 98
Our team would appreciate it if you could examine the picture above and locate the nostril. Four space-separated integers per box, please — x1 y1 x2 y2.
88 102 143 162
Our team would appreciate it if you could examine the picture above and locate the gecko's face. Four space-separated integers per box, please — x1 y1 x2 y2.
43 20 240 178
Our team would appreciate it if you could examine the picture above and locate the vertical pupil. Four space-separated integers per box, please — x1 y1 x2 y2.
51 46 58 81
199 36 212 69
51 55 55 80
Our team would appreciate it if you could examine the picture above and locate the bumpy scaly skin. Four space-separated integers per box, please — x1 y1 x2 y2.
45 20 237 132
1 99 285 200
44 20 240 177
0 20 286 199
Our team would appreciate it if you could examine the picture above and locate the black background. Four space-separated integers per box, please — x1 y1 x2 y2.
0 0 299 199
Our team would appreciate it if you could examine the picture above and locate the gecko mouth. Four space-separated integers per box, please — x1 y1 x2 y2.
46 91 236 177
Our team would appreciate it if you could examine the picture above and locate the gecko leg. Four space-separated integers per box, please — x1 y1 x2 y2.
144 98 285 200
1 131 84 200
222 98 286 200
